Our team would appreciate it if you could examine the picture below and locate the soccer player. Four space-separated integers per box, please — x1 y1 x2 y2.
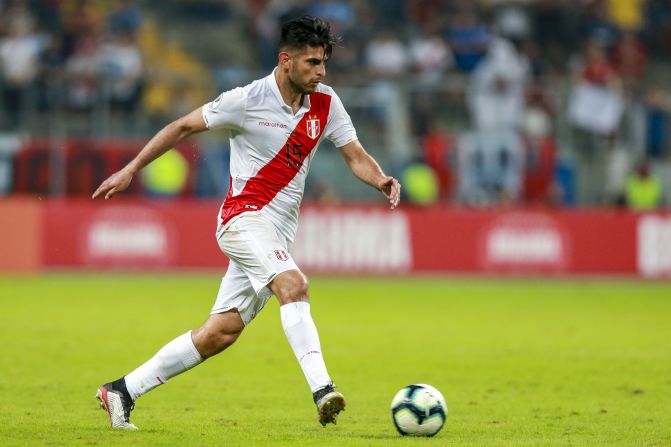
92 15 401 430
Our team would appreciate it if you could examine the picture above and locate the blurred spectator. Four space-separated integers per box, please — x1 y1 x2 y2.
0 10 48 129
108 0 142 35
36 33 67 114
364 28 408 129
623 159 663 210
579 0 619 49
409 20 453 87
457 129 527 206
364 29 408 77
494 1 532 42
568 40 624 204
611 31 647 93
446 2 490 73
2 0 671 205
99 32 144 116
421 124 456 201
64 36 100 112
459 37 529 205
610 31 648 182
60 0 104 60
644 87 670 160
578 35 621 89
469 37 529 131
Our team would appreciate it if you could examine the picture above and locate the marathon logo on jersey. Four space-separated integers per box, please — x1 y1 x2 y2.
274 249 289 261
306 115 320 139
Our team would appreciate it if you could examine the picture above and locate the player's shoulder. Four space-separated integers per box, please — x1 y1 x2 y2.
246 76 268 95
237 73 279 106
315 82 338 97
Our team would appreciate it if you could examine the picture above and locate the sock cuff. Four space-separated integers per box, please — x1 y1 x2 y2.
181 331 203 367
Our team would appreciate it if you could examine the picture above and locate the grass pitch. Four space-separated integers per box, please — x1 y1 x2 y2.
0 274 670 446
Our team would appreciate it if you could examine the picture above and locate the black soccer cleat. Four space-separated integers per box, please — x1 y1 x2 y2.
313 382 346 426
95 377 137 429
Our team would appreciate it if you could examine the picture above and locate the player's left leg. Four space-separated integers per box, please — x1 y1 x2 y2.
217 213 345 425
270 270 346 426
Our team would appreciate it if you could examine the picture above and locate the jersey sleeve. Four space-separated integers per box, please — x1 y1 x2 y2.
202 87 247 130
323 90 357 148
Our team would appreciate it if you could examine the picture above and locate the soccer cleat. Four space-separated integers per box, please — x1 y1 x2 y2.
96 378 138 430
313 382 346 427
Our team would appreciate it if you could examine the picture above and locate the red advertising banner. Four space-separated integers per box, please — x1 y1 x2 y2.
403 207 638 274
30 200 671 277
43 199 224 269
292 206 647 275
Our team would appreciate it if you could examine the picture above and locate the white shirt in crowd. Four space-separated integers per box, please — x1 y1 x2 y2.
469 37 530 130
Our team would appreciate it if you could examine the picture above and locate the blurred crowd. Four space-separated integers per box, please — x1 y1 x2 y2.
0 0 144 128
1 0 671 208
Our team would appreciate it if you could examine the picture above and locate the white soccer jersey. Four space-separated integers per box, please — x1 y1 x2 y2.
202 69 357 244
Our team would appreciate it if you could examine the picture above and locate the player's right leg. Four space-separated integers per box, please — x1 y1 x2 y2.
96 300 246 429
95 328 206 430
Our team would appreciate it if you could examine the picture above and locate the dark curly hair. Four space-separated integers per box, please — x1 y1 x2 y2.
279 15 340 58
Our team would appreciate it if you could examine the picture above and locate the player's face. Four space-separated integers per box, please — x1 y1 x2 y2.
287 45 327 94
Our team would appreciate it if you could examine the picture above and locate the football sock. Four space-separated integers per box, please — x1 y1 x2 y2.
124 331 203 401
280 301 331 392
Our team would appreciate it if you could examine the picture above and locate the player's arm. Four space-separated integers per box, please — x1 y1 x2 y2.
92 107 208 200
339 139 401 209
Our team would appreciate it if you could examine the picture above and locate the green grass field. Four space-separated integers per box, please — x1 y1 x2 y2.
1 274 670 446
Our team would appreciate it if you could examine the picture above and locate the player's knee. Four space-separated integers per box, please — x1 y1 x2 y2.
273 271 309 304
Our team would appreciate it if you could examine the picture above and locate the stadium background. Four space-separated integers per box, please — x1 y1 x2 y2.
1 0 670 275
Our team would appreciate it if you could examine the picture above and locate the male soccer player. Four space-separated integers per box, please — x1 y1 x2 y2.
92 15 401 430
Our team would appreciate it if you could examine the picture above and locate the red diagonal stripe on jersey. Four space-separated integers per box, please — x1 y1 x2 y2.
220 92 331 225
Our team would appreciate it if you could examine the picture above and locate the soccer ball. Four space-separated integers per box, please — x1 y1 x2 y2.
390 384 447 437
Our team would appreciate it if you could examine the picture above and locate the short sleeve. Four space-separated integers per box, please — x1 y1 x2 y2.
323 90 357 148
202 87 247 130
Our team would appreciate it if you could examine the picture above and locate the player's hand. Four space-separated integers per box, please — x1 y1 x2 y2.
379 176 401 210
92 168 134 200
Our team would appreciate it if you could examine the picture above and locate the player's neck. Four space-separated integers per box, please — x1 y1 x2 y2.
275 69 304 115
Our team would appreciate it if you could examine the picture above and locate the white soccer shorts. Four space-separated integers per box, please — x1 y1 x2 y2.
212 213 298 325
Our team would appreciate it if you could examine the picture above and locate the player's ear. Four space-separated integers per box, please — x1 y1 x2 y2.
278 51 291 70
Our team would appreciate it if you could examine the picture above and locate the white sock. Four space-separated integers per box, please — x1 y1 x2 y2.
124 331 203 401
280 301 331 392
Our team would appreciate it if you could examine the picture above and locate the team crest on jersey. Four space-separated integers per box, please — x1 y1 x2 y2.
306 116 320 140
274 249 289 261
